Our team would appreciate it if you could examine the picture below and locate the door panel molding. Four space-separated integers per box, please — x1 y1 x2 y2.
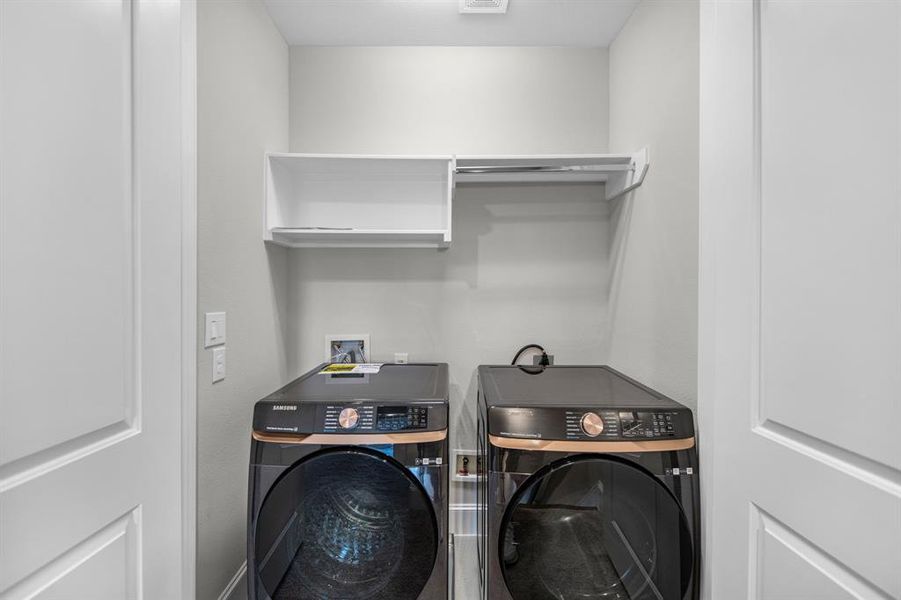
749 505 892 600
0 507 140 600
0 421 137 494
754 420 901 496
0 434 144 589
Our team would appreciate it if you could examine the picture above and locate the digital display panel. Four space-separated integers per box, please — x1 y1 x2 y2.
618 411 676 437
376 406 428 431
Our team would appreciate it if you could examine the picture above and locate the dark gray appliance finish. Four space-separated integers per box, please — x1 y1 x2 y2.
248 363 450 600
477 365 700 600
253 366 450 437
261 362 449 403
479 365 694 442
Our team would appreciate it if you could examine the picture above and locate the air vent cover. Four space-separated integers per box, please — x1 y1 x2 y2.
459 0 509 14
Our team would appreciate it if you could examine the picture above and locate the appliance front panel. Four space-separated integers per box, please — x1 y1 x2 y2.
495 456 694 600
488 406 694 441
253 401 448 436
250 447 440 600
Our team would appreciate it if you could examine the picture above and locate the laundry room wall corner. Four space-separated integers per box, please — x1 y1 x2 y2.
196 0 290 598
606 0 700 411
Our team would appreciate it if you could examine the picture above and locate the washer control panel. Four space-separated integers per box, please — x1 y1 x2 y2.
565 410 622 440
376 406 429 431
563 409 687 440
324 405 375 432
253 401 448 435
322 404 429 432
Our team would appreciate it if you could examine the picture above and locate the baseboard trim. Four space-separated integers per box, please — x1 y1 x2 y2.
218 561 247 600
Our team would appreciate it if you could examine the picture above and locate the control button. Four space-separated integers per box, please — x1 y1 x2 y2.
338 407 359 429
580 412 604 437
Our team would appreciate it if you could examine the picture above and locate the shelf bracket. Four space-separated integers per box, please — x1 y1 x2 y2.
605 147 649 201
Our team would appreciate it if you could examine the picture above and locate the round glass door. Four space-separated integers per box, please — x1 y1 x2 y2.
500 456 692 600
255 448 438 600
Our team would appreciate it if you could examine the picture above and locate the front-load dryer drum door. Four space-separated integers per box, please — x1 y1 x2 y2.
253 447 438 600
499 455 693 600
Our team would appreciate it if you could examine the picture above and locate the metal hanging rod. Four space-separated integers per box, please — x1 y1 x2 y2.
455 164 634 175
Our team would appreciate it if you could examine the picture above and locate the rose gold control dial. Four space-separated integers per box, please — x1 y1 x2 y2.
338 407 359 429
580 412 604 437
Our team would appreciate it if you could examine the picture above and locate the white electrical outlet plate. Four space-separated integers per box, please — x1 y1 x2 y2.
204 312 226 348
212 347 226 383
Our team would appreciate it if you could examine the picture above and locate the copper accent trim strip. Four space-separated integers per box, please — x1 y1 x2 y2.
252 429 447 445
488 434 695 453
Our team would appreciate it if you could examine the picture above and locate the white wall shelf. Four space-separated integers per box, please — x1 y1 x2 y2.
264 149 648 248
269 228 450 249
265 153 455 248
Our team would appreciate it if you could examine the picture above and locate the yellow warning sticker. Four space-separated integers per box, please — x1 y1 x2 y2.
318 363 383 375
319 364 357 373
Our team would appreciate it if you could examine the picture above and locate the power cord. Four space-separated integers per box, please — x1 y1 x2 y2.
511 344 550 367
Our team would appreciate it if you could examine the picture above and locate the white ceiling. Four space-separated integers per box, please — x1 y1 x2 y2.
263 0 640 47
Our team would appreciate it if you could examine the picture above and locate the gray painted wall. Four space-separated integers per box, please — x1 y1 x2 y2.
607 0 700 410
289 46 609 155
197 1 289 597
286 47 612 510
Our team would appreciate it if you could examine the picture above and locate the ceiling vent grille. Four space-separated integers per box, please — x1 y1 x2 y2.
459 0 509 14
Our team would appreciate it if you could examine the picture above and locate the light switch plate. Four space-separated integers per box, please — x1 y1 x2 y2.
205 312 226 348
212 347 226 383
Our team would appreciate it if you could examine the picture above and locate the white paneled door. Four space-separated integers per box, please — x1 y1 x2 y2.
700 1 901 599
0 1 193 598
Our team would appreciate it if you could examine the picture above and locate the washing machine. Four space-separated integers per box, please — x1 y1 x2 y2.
477 365 700 600
248 363 449 600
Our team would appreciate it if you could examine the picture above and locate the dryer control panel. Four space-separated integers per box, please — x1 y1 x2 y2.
564 409 684 440
488 406 694 441
617 411 680 439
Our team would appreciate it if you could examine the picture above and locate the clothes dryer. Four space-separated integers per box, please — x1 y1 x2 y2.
477 365 700 600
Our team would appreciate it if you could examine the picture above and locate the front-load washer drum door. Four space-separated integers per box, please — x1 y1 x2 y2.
254 447 438 600
499 455 693 600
